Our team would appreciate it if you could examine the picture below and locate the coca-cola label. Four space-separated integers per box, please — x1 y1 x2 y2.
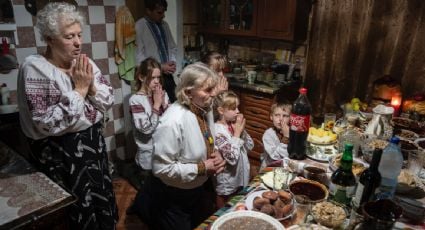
290 114 310 132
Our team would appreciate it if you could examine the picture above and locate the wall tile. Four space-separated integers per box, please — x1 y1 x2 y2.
82 25 92 44
36 47 46 55
87 0 103 5
12 0 25 5
13 5 32 26
89 6 106 24
110 73 121 89
82 44 93 59
112 103 124 119
106 23 115 41
78 6 89 22
114 118 125 134
76 0 88 6
103 0 116 6
108 57 118 74
91 24 107 42
103 120 115 137
106 107 114 122
114 88 123 104
16 26 35 48
105 6 116 23
92 42 108 59
94 58 109 74
15 47 37 64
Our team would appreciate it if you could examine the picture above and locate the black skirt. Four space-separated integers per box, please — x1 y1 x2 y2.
28 123 118 230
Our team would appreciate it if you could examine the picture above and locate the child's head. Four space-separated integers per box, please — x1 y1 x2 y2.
213 90 240 122
201 51 226 77
270 103 292 130
135 57 162 94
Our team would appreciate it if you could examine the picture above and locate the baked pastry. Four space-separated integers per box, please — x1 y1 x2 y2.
262 191 278 202
253 197 270 209
277 190 292 203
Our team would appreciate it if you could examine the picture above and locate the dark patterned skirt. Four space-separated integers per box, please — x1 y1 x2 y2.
28 123 118 230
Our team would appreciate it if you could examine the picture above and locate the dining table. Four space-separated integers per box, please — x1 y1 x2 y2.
195 157 425 230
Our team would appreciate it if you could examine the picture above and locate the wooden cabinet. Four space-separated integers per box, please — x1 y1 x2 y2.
199 0 311 41
200 0 258 36
257 0 311 41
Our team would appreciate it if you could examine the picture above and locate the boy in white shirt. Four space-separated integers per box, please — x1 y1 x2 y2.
261 103 292 169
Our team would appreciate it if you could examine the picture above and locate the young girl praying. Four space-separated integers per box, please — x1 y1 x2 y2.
127 57 169 218
261 103 292 169
213 90 254 208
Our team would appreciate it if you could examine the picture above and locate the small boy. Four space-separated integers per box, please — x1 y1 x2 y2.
261 103 292 169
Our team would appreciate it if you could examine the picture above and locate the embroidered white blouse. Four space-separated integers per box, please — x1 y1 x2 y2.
17 55 114 140
152 103 214 189
262 128 289 168
214 123 254 196
135 18 177 64
129 92 169 170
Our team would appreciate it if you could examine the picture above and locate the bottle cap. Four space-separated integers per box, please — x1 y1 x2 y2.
299 88 307 94
389 136 400 144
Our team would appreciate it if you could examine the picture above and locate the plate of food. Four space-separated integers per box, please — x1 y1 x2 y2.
210 210 284 230
394 129 419 141
286 224 330 230
306 142 339 163
245 189 295 220
307 127 338 145
260 170 296 190
311 201 347 229
329 154 367 176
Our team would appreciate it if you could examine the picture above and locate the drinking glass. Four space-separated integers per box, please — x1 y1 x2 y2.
324 113 336 131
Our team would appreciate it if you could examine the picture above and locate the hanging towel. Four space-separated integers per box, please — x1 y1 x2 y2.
115 6 136 81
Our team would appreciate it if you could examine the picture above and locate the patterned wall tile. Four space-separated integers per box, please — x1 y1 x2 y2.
106 23 115 41
108 57 118 74
78 6 89 23
82 25 92 44
103 120 115 137
94 58 109 74
114 118 125 134
110 73 121 89
91 24 107 42
107 41 115 58
82 44 93 59
89 6 106 24
113 88 123 104
87 0 104 6
92 41 108 59
13 5 33 26
112 103 124 119
105 6 116 23
16 27 35 48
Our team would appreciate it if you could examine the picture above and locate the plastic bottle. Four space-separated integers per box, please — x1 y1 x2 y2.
376 137 403 199
288 88 311 160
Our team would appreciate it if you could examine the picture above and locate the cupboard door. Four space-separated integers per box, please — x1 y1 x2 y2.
257 0 296 40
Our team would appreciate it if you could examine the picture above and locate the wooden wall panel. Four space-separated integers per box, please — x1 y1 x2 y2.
305 0 425 116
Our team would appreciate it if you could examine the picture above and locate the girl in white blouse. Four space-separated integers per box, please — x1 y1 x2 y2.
213 91 254 208
130 57 169 171
261 103 292 169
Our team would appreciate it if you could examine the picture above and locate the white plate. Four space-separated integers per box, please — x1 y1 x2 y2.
260 171 296 190
286 224 330 230
245 190 295 220
306 142 339 163
210 210 285 230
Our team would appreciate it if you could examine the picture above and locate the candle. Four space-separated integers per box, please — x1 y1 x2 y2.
391 94 402 117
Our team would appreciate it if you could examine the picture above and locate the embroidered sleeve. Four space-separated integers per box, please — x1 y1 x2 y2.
215 131 244 166
86 61 114 112
262 129 288 161
242 130 254 151
22 63 85 136
130 95 160 134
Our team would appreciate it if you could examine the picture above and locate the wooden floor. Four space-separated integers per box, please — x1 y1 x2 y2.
112 178 149 230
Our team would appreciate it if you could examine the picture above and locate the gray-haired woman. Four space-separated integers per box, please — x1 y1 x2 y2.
149 62 226 229
17 2 118 229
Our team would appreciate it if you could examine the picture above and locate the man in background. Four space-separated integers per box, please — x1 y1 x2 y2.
135 0 177 102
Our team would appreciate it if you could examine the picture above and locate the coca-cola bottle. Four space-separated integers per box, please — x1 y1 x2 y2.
288 88 312 160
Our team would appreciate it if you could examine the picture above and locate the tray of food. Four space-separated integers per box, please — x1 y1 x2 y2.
306 142 339 163
245 189 295 220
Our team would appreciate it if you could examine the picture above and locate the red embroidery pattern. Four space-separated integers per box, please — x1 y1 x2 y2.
84 104 97 123
25 78 61 113
98 74 111 86
130 105 145 113
215 134 235 162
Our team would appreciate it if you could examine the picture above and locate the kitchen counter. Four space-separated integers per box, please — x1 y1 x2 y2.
0 141 75 229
